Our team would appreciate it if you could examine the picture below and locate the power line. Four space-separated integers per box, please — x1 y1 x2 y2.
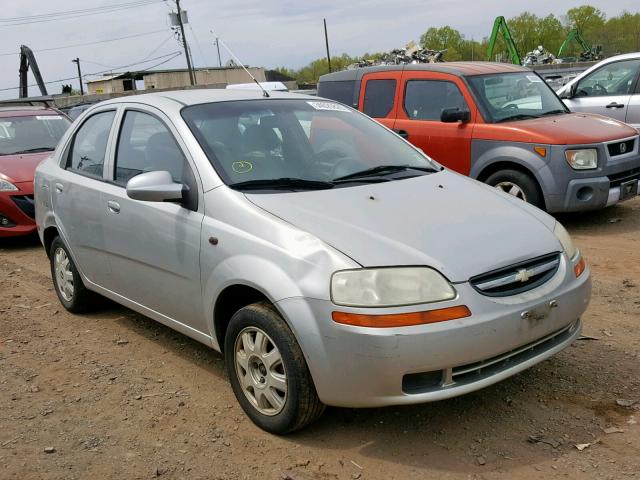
0 29 168 57
0 51 182 93
0 0 163 27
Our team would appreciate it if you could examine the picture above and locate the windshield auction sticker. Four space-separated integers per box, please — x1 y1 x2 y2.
526 75 543 83
307 101 351 112
36 115 64 120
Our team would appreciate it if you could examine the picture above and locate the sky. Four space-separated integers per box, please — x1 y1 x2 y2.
1 0 639 99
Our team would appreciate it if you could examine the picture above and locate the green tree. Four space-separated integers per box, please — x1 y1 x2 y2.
565 5 605 38
420 26 464 60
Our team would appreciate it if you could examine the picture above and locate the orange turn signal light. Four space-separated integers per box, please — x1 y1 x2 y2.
534 146 547 157
574 256 586 278
332 305 471 328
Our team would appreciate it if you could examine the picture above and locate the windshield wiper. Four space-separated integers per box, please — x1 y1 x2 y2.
332 165 436 182
540 109 567 116
229 178 335 191
9 147 54 154
496 114 540 123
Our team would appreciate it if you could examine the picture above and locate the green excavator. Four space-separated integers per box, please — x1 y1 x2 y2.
487 16 521 65
557 29 603 61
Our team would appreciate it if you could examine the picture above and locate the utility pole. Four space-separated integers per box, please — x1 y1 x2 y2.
215 37 222 67
71 58 84 95
175 0 195 85
324 18 332 73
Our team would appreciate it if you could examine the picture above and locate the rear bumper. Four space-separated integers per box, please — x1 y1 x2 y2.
277 255 591 408
0 181 36 238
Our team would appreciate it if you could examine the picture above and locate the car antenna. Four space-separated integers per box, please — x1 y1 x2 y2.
212 33 270 98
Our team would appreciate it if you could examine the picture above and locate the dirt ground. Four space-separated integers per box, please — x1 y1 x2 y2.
1 199 639 480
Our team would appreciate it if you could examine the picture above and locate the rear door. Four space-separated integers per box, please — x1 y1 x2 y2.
100 105 207 334
357 71 401 131
566 58 640 123
393 71 476 174
625 75 640 130
52 108 117 286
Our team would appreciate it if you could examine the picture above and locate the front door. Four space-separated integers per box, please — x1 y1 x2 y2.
393 72 475 174
566 58 640 123
101 106 207 334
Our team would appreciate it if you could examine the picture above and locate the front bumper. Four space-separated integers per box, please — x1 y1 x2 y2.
0 181 36 238
277 254 591 408
543 139 640 212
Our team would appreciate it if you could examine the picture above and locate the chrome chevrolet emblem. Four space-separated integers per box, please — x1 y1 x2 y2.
514 268 533 283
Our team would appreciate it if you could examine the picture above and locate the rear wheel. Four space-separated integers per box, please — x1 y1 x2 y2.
49 236 95 313
224 302 325 434
486 169 543 208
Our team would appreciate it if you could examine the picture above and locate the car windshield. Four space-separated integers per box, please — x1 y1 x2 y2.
0 114 71 155
181 99 437 191
468 72 568 123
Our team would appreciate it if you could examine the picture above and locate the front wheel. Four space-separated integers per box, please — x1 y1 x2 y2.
485 169 543 209
224 302 325 434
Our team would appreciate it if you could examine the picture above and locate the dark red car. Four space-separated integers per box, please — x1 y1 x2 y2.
0 106 71 237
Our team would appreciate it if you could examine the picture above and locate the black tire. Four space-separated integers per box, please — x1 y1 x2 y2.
485 169 543 209
49 236 95 313
224 302 325 434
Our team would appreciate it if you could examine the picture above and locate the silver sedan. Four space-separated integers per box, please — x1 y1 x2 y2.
35 90 591 433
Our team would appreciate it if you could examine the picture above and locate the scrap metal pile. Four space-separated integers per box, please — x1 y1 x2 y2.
347 41 446 69
523 45 557 66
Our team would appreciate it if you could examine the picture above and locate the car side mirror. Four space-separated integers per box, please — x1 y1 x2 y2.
126 170 184 203
441 108 470 123
563 82 578 99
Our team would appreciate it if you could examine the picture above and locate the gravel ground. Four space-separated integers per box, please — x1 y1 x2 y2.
1 198 639 480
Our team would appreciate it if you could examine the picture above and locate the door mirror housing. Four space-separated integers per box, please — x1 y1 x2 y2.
440 108 470 123
126 170 184 203
562 82 578 99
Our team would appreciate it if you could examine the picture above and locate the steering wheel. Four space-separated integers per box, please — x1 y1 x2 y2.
592 82 608 95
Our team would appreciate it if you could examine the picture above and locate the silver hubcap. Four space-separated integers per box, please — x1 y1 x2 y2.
234 327 287 416
54 247 74 302
495 181 527 201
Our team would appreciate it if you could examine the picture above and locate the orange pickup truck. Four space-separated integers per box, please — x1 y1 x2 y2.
318 62 640 212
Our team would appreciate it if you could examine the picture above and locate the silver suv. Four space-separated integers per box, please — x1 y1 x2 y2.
35 90 591 433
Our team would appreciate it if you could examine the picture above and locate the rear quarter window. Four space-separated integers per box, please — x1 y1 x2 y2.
317 80 356 107
363 79 396 118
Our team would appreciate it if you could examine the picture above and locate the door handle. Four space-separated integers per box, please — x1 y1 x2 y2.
107 200 121 214
55 183 63 193
606 102 625 109
394 129 409 139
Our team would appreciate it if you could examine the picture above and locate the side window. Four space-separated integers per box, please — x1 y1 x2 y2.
404 80 468 121
66 111 115 177
115 111 186 186
577 59 640 97
363 79 396 118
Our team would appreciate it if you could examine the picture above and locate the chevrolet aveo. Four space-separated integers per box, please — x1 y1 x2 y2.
35 90 591 433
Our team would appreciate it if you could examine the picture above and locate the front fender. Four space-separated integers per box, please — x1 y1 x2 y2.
471 140 550 195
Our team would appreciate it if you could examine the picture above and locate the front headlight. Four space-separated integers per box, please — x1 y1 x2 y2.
554 221 577 259
0 178 18 191
331 267 456 307
565 149 597 170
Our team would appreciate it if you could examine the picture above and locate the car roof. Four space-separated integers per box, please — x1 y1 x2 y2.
0 106 62 118
320 62 527 82
97 89 319 109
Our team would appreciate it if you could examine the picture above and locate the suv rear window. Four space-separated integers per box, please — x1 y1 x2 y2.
363 79 396 118
317 80 355 107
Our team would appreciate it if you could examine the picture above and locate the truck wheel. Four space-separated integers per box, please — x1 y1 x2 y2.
49 236 95 313
486 169 543 208
225 302 325 434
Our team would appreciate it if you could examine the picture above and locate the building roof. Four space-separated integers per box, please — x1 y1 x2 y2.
86 66 264 83
320 62 528 82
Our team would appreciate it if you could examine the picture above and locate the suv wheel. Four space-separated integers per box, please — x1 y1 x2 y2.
49 236 95 313
486 169 543 208
225 302 325 434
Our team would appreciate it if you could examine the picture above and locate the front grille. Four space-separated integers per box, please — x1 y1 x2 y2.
607 138 635 157
11 195 35 219
469 253 560 297
402 320 579 394
608 167 640 188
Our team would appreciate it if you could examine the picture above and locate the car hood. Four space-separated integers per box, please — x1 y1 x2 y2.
474 112 637 145
0 151 51 183
246 171 561 282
